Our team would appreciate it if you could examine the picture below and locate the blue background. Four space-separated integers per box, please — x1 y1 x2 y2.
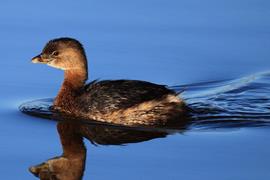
0 0 270 179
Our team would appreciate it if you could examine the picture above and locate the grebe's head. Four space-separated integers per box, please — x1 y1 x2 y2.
32 37 88 71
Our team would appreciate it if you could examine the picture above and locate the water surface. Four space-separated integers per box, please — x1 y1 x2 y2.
1 0 270 179
20 72 270 179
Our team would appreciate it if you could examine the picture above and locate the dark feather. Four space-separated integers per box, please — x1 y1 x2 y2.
78 80 177 113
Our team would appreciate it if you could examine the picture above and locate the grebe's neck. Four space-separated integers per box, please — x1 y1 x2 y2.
54 68 88 109
64 69 87 89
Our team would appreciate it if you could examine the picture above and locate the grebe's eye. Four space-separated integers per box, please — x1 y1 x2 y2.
52 51 59 56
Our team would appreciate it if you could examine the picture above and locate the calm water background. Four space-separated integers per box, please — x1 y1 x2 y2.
1 0 270 179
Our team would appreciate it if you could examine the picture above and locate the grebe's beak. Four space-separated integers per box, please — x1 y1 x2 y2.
29 166 39 177
31 54 42 63
29 162 49 177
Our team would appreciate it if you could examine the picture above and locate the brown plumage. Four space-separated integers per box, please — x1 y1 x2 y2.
31 37 187 126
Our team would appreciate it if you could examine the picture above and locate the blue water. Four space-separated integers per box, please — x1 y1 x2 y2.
1 0 270 179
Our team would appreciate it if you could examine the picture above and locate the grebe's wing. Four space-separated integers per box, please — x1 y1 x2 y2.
81 80 177 110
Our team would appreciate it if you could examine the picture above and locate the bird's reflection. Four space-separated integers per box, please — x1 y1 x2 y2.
29 113 189 180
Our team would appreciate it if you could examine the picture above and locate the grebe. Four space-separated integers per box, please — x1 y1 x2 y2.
31 37 186 126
